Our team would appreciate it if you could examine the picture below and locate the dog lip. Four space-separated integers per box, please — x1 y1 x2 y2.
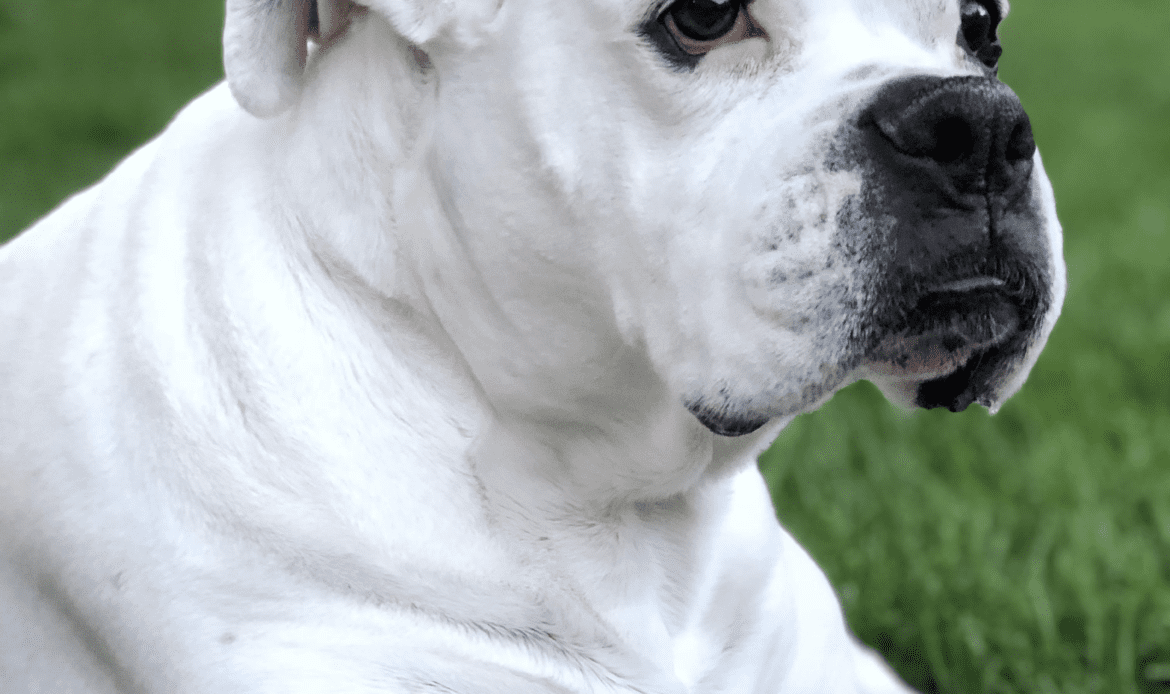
863 335 977 380
926 276 1005 293
863 285 1020 379
684 401 771 437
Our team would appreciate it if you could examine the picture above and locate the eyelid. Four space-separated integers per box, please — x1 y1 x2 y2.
652 0 743 21
651 0 674 21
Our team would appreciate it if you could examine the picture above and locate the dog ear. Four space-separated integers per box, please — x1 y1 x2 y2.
224 0 495 117
224 0 311 118
224 0 355 118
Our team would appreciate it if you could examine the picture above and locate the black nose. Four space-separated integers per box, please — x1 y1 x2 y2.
857 75 1038 277
863 75 1035 198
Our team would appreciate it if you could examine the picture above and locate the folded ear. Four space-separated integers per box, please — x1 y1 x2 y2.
224 0 356 118
224 0 496 117
224 0 310 117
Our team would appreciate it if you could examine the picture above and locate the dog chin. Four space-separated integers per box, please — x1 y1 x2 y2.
862 279 1042 413
865 337 1027 414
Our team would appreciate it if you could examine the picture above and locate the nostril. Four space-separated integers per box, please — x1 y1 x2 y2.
1005 120 1036 161
876 113 975 163
930 116 975 163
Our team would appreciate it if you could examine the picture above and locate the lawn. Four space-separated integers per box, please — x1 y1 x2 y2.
2 1 1167 693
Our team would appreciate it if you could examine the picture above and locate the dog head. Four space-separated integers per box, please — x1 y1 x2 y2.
225 0 1065 439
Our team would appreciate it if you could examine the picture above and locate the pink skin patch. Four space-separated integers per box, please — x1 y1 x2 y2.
864 334 978 380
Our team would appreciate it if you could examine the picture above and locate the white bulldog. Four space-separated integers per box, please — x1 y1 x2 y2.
0 0 1064 691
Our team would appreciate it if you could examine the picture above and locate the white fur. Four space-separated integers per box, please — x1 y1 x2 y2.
0 0 1062 692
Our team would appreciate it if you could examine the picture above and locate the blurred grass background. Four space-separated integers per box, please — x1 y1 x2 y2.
0 1 1166 693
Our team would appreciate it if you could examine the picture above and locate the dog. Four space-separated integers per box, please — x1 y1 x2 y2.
0 0 1065 691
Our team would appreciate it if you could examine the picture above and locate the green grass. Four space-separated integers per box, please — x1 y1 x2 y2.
0 0 223 235
2 1 1168 693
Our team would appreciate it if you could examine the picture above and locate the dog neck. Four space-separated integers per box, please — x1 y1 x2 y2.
224 22 796 653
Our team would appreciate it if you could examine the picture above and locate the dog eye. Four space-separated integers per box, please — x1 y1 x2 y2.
960 0 1003 69
662 0 751 55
